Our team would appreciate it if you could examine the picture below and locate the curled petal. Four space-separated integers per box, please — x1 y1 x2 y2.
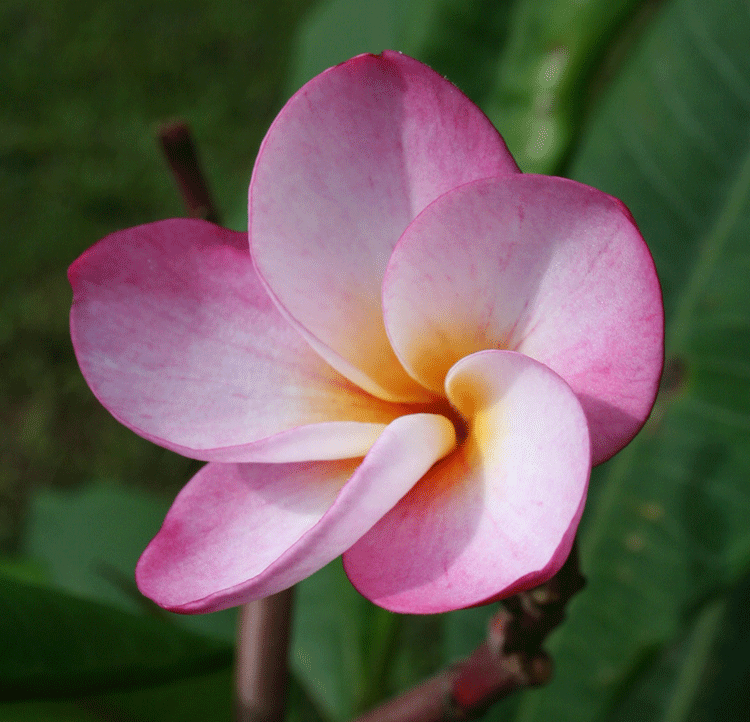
383 175 663 463
69 218 407 463
343 350 590 614
136 414 456 613
250 51 519 403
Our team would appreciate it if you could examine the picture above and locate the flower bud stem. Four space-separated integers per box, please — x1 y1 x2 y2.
234 589 295 722
158 120 220 224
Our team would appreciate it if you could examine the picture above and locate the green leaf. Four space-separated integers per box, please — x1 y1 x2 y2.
606 567 750 722
0 701 99 722
0 669 233 722
512 0 750 719
481 0 646 174
681 572 750 722
283 0 652 172
607 597 723 722
291 559 444 720
21 484 237 644
283 0 443 94
83 668 234 722
291 559 380 720
415 0 514 107
0 576 230 701
0 667 325 722
21 485 168 614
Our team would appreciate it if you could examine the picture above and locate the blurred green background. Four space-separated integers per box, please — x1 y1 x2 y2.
2 0 749 720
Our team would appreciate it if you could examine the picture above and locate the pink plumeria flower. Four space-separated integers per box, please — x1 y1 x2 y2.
69 52 663 614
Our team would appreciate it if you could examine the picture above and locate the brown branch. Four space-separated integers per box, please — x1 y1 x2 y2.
234 589 295 722
158 120 220 223
352 543 585 722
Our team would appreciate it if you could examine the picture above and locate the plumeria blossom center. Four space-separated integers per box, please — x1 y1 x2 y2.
432 399 470 447
69 51 663 615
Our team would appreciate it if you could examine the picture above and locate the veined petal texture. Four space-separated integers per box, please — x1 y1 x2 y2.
136 414 456 612
383 175 663 464
250 51 519 403
69 219 408 463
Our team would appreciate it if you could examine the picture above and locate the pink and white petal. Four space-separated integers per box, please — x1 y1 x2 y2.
382 175 663 464
136 413 456 613
250 51 518 403
69 218 407 463
343 350 590 614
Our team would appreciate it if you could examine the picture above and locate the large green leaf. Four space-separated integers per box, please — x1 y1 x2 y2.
285 0 646 176
680 570 750 722
512 0 750 719
285 0 515 103
291 558 439 720
482 0 646 174
607 569 750 722
21 484 237 644
0 669 233 722
291 559 372 720
283 0 445 94
0 576 231 701
0 666 326 722
0 701 99 722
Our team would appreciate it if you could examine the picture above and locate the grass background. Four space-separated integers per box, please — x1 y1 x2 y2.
0 0 316 550
3 0 750 720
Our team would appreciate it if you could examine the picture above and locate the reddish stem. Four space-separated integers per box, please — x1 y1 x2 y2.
234 589 295 722
352 543 584 722
158 120 220 223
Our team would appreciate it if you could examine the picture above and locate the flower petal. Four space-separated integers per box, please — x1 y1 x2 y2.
135 413 456 613
249 51 519 403
383 175 663 463
69 218 408 463
343 350 590 614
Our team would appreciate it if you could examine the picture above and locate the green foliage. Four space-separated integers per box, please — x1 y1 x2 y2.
2 0 750 719
513 0 750 719
291 559 442 720
19 485 239 641
0 576 231 701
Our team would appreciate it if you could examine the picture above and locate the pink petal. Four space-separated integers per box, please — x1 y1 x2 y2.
343 350 590 614
136 413 457 613
69 218 408 463
382 175 663 464
249 51 519 403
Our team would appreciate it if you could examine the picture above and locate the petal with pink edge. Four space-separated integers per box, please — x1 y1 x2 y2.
343 350 590 614
250 51 519 403
383 175 663 464
136 413 456 613
69 219 408 463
